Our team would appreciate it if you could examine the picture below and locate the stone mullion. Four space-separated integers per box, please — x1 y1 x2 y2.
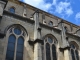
50 44 53 60
44 42 46 60
14 36 18 60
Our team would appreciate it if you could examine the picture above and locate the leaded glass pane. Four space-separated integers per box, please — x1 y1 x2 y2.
17 45 24 52
6 35 16 60
6 51 14 60
17 37 24 45
16 52 23 60
8 35 16 43
71 49 75 60
7 43 15 51
16 37 24 60
49 21 53 26
46 43 51 60
52 44 57 60
9 8 15 13
14 28 21 35
71 44 75 49
75 50 79 60
48 37 53 43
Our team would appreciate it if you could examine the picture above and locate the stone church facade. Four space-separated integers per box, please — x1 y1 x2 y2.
0 0 80 60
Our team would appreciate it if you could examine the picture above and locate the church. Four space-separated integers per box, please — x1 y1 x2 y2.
0 0 80 60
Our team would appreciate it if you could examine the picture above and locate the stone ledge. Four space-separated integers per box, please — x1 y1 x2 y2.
28 39 43 45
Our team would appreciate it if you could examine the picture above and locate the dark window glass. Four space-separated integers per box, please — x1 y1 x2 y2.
8 35 16 43
7 43 15 51
46 43 51 60
64 26 68 32
71 49 75 60
9 7 15 13
16 52 23 60
6 51 14 60
48 37 53 43
17 37 24 45
75 50 79 60
49 21 53 26
6 35 16 60
16 37 24 60
17 45 24 52
14 28 21 35
71 44 75 49
52 44 57 60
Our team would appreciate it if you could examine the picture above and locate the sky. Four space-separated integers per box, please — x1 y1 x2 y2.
21 0 80 25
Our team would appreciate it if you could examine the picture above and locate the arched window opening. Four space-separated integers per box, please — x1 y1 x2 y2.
71 49 75 60
46 43 51 60
6 26 27 60
48 37 53 43
70 44 79 60
49 21 53 26
52 44 57 60
16 37 24 60
9 7 15 13
14 28 21 35
64 26 68 32
43 35 57 60
6 35 16 60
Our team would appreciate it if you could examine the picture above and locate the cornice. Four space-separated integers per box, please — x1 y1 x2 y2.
3 10 35 24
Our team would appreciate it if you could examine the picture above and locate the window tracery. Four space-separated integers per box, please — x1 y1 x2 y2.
6 26 27 60
43 35 57 60
48 21 53 26
9 7 15 13
70 43 79 60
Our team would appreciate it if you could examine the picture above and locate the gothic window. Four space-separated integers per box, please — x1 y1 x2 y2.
48 21 53 26
43 35 57 60
6 26 27 60
70 44 79 60
64 26 68 32
9 7 15 13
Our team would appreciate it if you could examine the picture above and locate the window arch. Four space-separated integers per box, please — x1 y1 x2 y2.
6 25 27 60
48 21 53 26
9 7 15 13
70 42 79 60
6 34 16 60
64 26 68 32
43 35 57 60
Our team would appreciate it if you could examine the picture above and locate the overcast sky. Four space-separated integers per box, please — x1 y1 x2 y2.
21 0 80 25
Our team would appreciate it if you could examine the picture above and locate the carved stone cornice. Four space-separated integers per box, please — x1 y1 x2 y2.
28 39 43 46
59 46 70 51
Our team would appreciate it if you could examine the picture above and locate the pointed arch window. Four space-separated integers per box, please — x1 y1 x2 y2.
64 26 68 32
6 35 16 60
70 44 79 60
9 7 15 13
43 35 57 60
48 21 53 26
6 26 27 60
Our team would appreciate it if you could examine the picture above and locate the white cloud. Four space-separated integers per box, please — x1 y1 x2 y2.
55 1 73 17
53 0 57 5
23 0 73 17
65 8 73 17
75 12 80 25
75 12 80 21
23 0 52 11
